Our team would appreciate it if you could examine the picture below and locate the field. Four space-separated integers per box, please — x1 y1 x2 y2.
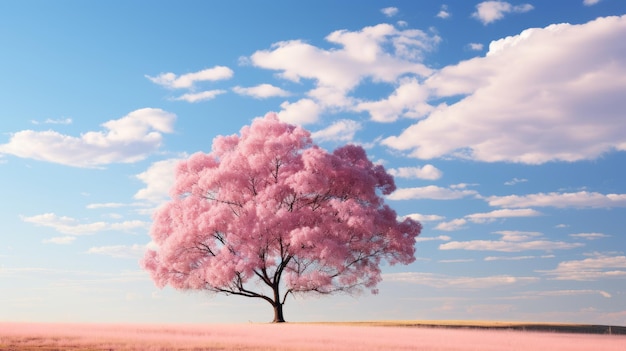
0 321 624 351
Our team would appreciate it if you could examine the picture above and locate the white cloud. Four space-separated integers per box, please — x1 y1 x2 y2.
504 177 527 185
0 108 176 168
436 5 450 19
583 0 601 5
535 289 611 298
310 119 361 143
439 230 584 252
472 1 534 25
381 7 399 17
467 43 484 51
484 255 535 261
134 158 181 204
355 78 434 122
441 240 583 252
86 244 147 259
277 98 321 125
403 213 445 222
387 185 478 200
383 16 626 164
435 218 467 231
146 66 233 89
465 208 541 223
492 230 542 242
31 118 72 125
569 233 610 240
384 272 538 289
440 230 584 252
415 235 451 242
541 254 626 281
250 24 437 116
388 164 442 180
487 191 626 208
21 213 149 236
232 84 290 99
173 90 226 103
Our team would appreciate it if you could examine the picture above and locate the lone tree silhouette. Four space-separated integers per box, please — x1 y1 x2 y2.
142 113 421 322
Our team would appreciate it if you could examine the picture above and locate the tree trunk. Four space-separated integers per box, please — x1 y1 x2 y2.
271 280 286 323
272 303 286 323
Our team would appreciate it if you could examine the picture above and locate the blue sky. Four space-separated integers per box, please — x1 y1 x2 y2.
1 0 625 325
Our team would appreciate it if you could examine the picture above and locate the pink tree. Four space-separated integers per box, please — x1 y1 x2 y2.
141 113 421 322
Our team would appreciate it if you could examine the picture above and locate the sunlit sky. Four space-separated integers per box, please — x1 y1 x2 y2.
1 0 626 325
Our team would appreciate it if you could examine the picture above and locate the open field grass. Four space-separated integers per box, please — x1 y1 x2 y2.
0 321 624 351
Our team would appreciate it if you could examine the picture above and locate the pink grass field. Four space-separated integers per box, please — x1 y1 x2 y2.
0 322 624 351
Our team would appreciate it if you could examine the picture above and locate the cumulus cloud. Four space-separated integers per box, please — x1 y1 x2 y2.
472 1 534 25
435 218 468 231
381 7 399 17
385 272 538 289
436 5 450 19
232 84 290 99
439 230 584 252
383 16 626 164
250 24 438 120
0 108 176 168
310 119 361 143
355 78 435 122
146 66 233 89
388 164 442 180
387 184 478 200
277 98 321 125
541 254 626 281
134 158 181 204
583 0 601 5
487 191 626 208
21 213 149 236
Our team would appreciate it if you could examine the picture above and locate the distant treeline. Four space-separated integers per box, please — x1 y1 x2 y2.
408 323 626 335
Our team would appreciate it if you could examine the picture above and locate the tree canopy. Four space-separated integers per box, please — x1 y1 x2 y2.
141 113 422 322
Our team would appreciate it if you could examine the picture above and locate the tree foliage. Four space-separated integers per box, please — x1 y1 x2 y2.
141 113 421 322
